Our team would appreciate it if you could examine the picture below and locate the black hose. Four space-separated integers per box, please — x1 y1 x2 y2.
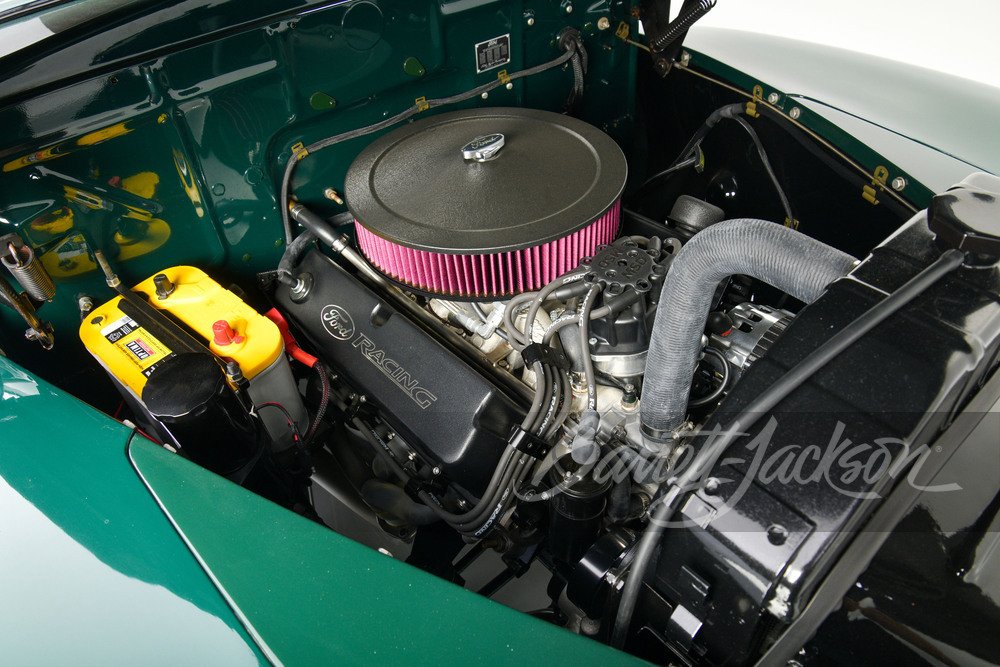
641 219 857 438
287 204 344 248
276 229 316 286
611 248 967 647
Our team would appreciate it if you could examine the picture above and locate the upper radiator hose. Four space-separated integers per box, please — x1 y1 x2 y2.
640 219 858 442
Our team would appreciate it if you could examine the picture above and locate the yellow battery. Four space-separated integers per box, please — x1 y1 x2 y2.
81 266 308 442
80 266 283 395
78 309 176 397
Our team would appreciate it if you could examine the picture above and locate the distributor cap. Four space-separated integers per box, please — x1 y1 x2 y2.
581 237 665 296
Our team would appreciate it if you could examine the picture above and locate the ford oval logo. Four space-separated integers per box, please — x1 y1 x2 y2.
462 133 505 162
321 304 355 341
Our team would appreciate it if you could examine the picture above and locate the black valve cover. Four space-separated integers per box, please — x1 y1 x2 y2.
275 250 523 496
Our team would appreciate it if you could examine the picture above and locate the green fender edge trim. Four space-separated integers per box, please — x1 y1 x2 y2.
128 437 646 666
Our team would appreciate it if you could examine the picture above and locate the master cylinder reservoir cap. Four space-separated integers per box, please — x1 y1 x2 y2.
928 172 1000 265
213 320 244 346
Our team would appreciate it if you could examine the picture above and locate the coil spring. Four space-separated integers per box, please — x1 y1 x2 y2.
2 242 56 301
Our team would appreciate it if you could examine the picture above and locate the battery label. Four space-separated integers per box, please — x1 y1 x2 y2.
125 338 153 360
100 315 175 377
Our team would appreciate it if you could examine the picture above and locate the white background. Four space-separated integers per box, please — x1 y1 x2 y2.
690 0 1000 90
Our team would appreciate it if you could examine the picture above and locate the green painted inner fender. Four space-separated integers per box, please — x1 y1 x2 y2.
129 437 645 665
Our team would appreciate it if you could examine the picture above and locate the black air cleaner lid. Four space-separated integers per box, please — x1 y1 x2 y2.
344 107 627 254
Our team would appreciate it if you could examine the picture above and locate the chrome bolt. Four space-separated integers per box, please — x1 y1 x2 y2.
432 466 441 476
789 107 801 119
704 477 721 495
597 16 611 30
290 278 309 300
767 524 789 546
565 4 573 13
891 176 908 191
680 51 691 66
505 82 513 90
588 337 598 346
481 91 489 99
78 295 94 315
526 16 535 26
767 92 780 104
407 451 417 461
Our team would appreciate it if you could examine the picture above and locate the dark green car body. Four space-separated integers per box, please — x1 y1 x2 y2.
1 1 998 663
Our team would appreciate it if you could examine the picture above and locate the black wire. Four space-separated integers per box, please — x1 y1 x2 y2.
610 248 966 647
629 103 742 202
732 115 794 223
579 285 601 411
257 401 303 446
630 103 794 224
634 150 700 194
279 42 584 244
303 363 330 443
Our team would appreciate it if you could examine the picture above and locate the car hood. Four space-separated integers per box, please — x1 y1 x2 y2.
685 27 1000 179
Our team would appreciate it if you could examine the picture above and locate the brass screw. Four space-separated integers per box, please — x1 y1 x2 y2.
323 188 344 205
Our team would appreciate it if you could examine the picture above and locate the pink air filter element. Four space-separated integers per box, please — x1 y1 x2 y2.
355 201 621 299
343 108 628 299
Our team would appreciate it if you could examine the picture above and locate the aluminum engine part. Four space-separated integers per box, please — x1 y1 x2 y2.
709 302 793 381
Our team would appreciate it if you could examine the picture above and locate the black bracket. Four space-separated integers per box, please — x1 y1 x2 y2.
521 343 571 371
404 475 448 498
509 426 554 460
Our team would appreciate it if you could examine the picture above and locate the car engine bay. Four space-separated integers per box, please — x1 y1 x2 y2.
2 1 1000 663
